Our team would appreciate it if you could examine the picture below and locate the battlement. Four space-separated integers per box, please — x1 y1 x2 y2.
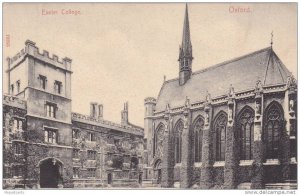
7 48 26 65
7 40 72 72
72 112 144 136
3 94 27 110
144 97 156 104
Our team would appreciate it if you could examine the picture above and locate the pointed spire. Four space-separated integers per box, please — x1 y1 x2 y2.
178 4 193 85
181 3 192 55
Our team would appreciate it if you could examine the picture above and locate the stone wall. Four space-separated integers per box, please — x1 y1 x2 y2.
152 83 297 189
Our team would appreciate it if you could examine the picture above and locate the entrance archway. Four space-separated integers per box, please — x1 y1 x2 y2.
39 158 63 188
154 159 162 184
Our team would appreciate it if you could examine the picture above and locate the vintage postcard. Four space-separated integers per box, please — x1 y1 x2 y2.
2 2 298 192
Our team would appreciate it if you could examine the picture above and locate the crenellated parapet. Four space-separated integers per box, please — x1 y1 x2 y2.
7 40 72 72
7 48 26 66
72 112 144 136
3 94 26 110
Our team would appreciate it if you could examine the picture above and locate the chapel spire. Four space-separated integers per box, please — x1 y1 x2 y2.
178 3 193 86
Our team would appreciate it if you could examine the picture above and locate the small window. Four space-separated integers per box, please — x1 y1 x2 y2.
87 150 96 160
87 168 96 178
39 75 47 90
73 149 79 159
13 119 23 132
44 128 57 144
46 103 57 118
54 80 62 94
13 165 23 178
10 84 14 95
73 167 79 178
14 142 23 155
72 129 80 139
4 166 11 178
16 80 20 93
88 132 96 142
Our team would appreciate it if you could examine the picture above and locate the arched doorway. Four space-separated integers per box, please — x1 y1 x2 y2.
154 159 162 184
39 158 63 188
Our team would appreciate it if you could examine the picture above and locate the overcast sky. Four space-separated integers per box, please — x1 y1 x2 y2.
3 3 297 127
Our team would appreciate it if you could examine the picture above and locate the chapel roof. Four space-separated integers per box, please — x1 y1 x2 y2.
155 47 292 112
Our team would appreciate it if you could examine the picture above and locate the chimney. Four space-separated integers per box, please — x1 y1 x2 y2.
98 104 103 120
90 102 98 118
121 102 129 126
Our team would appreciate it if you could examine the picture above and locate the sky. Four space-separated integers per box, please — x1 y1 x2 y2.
3 3 297 127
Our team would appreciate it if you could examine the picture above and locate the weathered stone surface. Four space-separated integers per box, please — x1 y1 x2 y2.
224 125 238 189
161 121 174 188
280 129 290 182
251 140 264 189
180 110 193 188
200 124 213 189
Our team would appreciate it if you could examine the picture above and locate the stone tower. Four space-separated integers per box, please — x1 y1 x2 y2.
6 39 73 144
6 40 74 187
144 97 157 177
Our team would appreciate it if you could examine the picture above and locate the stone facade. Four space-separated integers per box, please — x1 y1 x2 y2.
3 40 144 189
144 83 298 189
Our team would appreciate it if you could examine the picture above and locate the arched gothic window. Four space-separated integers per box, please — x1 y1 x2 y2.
237 107 254 160
153 124 164 157
214 112 227 161
193 117 204 162
174 120 183 164
264 102 283 159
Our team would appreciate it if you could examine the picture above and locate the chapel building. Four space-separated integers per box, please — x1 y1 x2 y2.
143 4 297 189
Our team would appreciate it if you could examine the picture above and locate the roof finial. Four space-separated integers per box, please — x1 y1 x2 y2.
270 31 274 47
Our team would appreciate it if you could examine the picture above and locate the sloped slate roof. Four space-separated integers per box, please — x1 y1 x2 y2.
156 47 291 112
